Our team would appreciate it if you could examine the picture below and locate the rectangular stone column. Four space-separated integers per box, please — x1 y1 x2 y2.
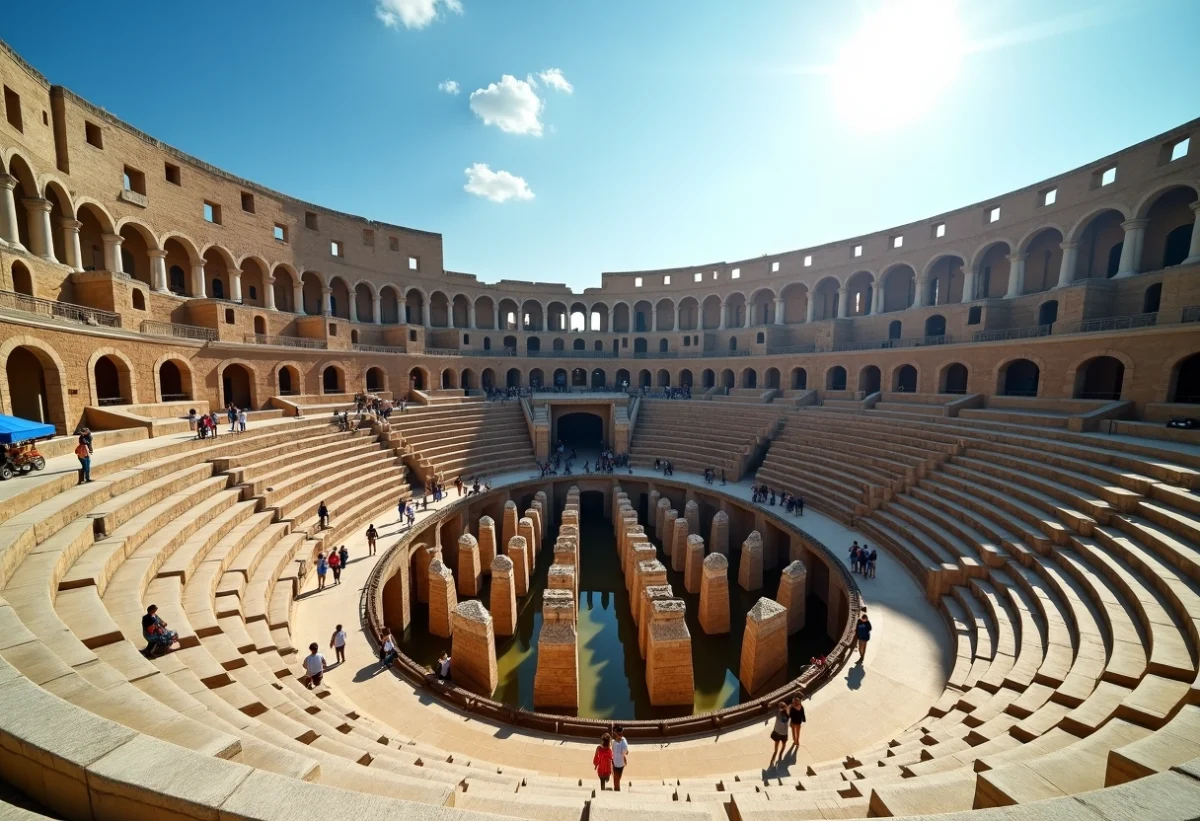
647 490 660 532
639 583 674 659
634 560 668 628
502 501 519 555
489 555 517 637
684 534 705 594
525 507 542 551
478 516 497 575
414 543 439 604
738 530 764 592
518 517 537 560
451 600 497 697
647 599 694 706
740 598 787 695
627 543 656 597
670 516 689 572
428 558 457 638
710 511 730 556
684 500 700 537
656 497 672 536
457 534 481 597
699 553 730 634
506 535 530 597
777 560 808 634
548 563 575 594
534 491 548 543
534 589 578 709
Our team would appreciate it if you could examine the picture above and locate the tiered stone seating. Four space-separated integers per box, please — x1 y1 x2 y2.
630 400 784 478
385 401 534 483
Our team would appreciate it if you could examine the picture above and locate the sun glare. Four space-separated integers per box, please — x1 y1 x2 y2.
831 0 965 131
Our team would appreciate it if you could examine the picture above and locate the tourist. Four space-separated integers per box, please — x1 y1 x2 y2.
611 725 630 791
339 544 350 570
867 546 877 579
318 501 329 529
303 642 327 689
237 407 247 433
366 524 378 556
397 499 406 523
328 549 342 584
592 733 614 791
330 623 347 665
849 541 860 574
227 403 237 433
74 434 92 485
316 552 328 590
406 505 416 528
187 408 198 433
455 476 464 497
721 469 726 486
789 694 806 748
768 701 790 768
855 612 872 663
141 604 178 658
379 630 397 667
208 410 219 437
437 651 451 680
796 495 804 516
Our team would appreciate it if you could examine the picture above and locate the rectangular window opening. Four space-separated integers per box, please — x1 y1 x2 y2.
331 240 343 257
987 206 1001 224
240 192 255 213
771 261 780 272
934 222 946 238
731 268 740 279
1041 187 1057 207
305 211 319 231
634 277 643 287
273 224 287 242
164 162 181 185
3 86 22 132
663 275 671 285
891 235 903 249
389 236 400 252
1093 165 1117 188
363 228 375 246
408 256 419 271
803 255 812 267
1168 136 1190 163
203 201 221 225
693 272 702 282
853 244 863 257
122 166 146 195
85 121 103 149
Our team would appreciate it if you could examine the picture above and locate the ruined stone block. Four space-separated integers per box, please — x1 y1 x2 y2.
547 563 575 593
699 552 730 635
506 535 530 597
639 583 674 659
456 533 481 597
737 530 764 592
670 517 689 572
684 499 700 537
524 507 542 551
518 517 536 562
710 510 730 556
647 490 660 531
777 560 808 635
451 600 497 697
489 555 517 637
740 597 788 695
534 590 578 709
647 599 694 706
627 543 656 597
428 558 457 639
502 501 519 556
656 497 672 536
477 516 497 575
414 543 439 604
684 533 705 594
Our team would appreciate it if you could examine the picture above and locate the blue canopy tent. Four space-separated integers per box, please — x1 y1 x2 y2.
0 414 56 445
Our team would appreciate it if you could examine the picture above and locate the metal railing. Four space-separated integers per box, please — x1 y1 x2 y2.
527 349 617 358
242 333 327 350
0 289 122 328
972 324 1052 343
1074 312 1157 333
766 344 818 355
1183 306 1200 323
140 319 218 341
351 342 407 354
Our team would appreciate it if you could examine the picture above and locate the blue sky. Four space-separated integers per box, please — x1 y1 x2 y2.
4 1 1198 288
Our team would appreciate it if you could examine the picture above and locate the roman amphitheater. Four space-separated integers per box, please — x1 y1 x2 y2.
1 34 1200 821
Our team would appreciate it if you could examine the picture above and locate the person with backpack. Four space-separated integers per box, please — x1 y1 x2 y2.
339 544 349 570
592 733 614 791
74 431 93 484
317 501 329 530
366 525 378 556
855 612 873 663
316 552 328 590
303 642 328 689
328 549 342 585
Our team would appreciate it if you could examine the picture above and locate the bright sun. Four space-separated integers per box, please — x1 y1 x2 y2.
830 0 966 131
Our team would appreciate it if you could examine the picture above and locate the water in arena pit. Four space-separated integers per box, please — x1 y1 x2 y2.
400 493 834 719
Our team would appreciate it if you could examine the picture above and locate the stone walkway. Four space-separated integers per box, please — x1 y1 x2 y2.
293 462 953 780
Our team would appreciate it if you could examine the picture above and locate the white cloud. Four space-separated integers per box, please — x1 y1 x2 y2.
463 164 534 203
469 75 543 136
537 68 573 94
375 0 462 30
437 79 460 95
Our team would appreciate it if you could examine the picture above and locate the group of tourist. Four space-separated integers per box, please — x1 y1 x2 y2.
643 385 691 399
189 407 246 438
750 484 805 516
849 541 878 579
486 386 534 401
702 466 727 485
314 544 351 590
653 458 675 476
354 393 403 419
767 694 808 768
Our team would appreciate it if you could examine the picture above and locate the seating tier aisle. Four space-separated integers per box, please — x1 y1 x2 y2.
384 401 534 483
630 400 785 479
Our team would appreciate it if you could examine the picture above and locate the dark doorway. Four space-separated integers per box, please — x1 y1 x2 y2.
558 412 604 450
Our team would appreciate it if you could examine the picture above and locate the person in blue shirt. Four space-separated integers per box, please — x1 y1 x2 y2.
855 612 872 663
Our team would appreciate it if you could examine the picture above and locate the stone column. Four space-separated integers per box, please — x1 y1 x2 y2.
699 553 730 634
739 598 788 695
191 262 207 298
710 510 730 556
524 508 542 550
372 294 382 324
506 535 530 597
397 296 407 323
663 506 678 551
638 583 673 659
478 516 497 572
102 233 124 274
227 267 242 304
670 517 689 572
647 490 660 531
684 500 699 536
635 561 668 629
773 297 785 325
913 277 929 308
776 560 808 635
1115 219 1149 277
534 589 578 709
548 564 575 596
293 282 305 314
60 218 83 272
744 301 753 329
646 600 694 706
627 543 656 597
1005 254 1026 298
651 309 658 333
0 174 22 249
22 198 54 261
961 266 977 302
414 543 439 604
684 534 705 594
263 275 276 310
457 533 481 596
467 300 477 330
422 299 431 326
490 555 517 637
147 249 168 292
871 284 883 315
450 600 497 697
805 294 816 323
673 303 681 332
428 558 457 638
501 501 519 555
835 286 849 318
718 299 728 330
1056 242 1079 288
1185 202 1200 265
348 291 359 323
518 517 537 562
738 530 764 592
655 497 672 538
322 286 333 315
534 492 548 540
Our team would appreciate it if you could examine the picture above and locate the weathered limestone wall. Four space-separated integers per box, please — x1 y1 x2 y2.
710 510 730 556
456 533 481 597
739 597 788 695
777 559 808 635
533 588 578 709
428 557 457 638
738 530 764 592
699 552 730 634
489 555 517 637
646 599 694 706
450 600 497 697
684 533 705 594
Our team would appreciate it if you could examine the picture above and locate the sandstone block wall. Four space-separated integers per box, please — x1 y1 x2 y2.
740 597 788 695
534 588 578 709
414 543 439 604
699 552 730 635
428 557 457 638
489 555 517 637
506 535 530 597
450 600 497 697
670 516 689 572
684 499 699 536
501 501 519 555
639 583 675 659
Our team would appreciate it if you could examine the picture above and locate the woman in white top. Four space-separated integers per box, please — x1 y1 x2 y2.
379 630 397 668
330 624 347 664
237 408 247 432
303 642 327 689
